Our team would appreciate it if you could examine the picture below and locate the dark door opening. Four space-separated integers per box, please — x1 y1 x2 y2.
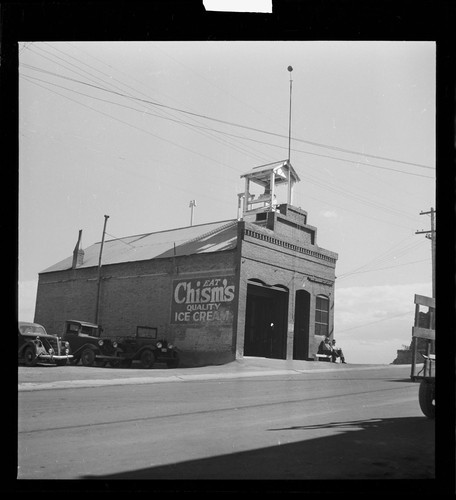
293 289 311 360
244 283 288 359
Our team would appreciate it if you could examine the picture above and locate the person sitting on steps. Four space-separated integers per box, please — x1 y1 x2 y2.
318 336 336 362
317 337 347 363
331 338 346 363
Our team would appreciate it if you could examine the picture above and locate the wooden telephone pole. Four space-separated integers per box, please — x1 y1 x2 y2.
415 208 436 298
95 215 110 325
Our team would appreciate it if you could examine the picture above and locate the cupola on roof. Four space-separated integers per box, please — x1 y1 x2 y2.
239 159 300 217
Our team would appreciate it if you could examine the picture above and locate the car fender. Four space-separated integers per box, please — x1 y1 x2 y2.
19 340 39 356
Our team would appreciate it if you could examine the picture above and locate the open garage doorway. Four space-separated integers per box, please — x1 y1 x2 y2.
244 281 288 359
293 289 311 360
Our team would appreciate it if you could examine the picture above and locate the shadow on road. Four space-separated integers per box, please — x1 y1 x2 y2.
82 416 434 483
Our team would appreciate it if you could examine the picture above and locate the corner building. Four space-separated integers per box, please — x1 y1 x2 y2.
34 160 338 367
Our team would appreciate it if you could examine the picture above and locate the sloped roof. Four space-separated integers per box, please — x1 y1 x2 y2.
41 220 238 274
240 160 300 186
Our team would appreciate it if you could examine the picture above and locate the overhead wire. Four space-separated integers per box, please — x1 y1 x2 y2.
20 70 429 229
336 310 412 333
41 42 272 162
337 257 431 281
23 48 272 165
20 45 434 230
21 68 430 229
337 237 428 280
20 74 248 212
22 63 434 181
297 172 421 222
20 76 241 205
20 74 246 175
20 57 434 171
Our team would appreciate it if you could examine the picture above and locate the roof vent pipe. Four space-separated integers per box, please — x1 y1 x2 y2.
72 229 84 268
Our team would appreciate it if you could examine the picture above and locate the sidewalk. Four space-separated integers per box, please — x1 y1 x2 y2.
18 356 411 392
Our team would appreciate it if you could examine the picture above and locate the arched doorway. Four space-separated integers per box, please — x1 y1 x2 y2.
293 289 311 360
244 280 288 359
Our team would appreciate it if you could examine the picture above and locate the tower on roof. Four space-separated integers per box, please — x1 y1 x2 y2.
238 160 300 219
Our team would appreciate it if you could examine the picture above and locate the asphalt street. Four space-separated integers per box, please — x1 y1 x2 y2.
16 358 436 487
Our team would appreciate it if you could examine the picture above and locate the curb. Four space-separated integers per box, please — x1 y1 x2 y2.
18 364 410 392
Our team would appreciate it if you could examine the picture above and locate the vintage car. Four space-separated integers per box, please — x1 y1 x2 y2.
113 332 179 369
18 321 73 366
63 320 179 369
62 319 123 367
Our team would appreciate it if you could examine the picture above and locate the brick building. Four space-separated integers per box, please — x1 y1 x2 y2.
34 160 338 367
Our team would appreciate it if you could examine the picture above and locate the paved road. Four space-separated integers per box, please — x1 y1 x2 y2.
17 362 434 482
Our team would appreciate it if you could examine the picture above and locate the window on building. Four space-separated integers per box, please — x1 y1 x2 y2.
136 326 158 339
315 295 329 336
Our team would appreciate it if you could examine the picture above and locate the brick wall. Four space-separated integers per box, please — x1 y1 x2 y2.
35 217 338 367
236 220 336 360
35 250 238 367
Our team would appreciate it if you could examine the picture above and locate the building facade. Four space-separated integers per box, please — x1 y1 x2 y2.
34 161 338 367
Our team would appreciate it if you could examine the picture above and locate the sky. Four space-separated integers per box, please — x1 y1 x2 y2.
18 41 435 364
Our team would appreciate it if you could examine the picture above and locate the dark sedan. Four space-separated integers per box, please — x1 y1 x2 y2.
18 321 73 366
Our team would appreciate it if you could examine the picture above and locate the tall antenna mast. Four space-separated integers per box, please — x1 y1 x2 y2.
287 65 293 162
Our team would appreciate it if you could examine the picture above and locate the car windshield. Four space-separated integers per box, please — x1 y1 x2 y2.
67 323 100 337
20 324 46 336
80 325 99 337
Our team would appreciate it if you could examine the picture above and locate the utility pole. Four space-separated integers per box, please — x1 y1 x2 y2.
415 208 436 298
95 215 109 325
189 200 197 226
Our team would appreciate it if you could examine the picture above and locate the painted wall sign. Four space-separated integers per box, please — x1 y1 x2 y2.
171 276 235 324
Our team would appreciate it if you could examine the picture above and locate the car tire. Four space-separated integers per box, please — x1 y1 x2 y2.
418 379 435 419
24 346 37 366
139 349 155 369
81 348 96 367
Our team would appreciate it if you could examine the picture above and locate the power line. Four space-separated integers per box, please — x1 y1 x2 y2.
302 190 415 230
24 47 432 180
21 49 435 226
337 237 425 279
21 55 271 165
21 72 433 230
20 71 431 228
337 311 411 333
20 69 434 180
20 74 246 175
336 258 430 281
20 62 434 171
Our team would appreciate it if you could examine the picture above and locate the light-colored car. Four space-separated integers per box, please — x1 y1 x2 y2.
18 321 73 366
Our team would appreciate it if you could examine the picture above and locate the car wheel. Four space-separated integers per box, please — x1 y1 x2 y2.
24 346 37 366
81 348 96 367
139 349 155 369
418 379 435 418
